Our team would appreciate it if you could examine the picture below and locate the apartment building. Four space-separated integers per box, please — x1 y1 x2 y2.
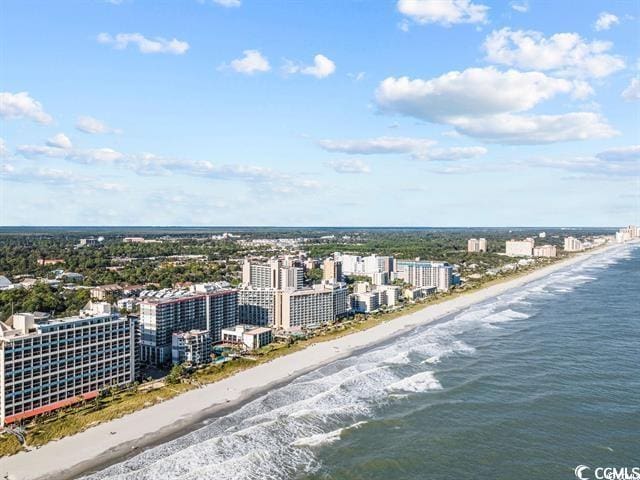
467 238 487 253
139 285 237 365
238 288 277 326
564 236 584 251
275 283 349 330
242 260 303 289
395 260 453 292
322 258 343 282
171 329 211 365
0 302 136 426
533 245 557 257
505 238 536 257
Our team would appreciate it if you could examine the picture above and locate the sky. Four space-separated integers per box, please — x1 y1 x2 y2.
0 0 639 227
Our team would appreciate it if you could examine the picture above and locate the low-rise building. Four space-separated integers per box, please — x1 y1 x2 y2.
403 286 436 301
90 284 123 301
221 325 273 350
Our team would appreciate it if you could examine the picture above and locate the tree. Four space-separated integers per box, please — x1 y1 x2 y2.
166 364 184 384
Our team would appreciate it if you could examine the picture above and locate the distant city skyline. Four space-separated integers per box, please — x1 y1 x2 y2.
1 0 639 226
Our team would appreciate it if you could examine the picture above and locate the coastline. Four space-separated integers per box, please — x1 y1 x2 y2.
0 245 619 480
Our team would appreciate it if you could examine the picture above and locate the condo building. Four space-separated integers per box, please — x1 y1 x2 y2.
533 245 557 257
322 258 343 282
238 288 277 326
505 238 536 257
242 260 303 289
140 284 237 365
171 329 212 365
467 238 487 253
0 302 136 426
395 260 453 292
564 236 584 252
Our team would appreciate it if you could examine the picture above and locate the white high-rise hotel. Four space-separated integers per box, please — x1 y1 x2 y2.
0 303 137 426
394 261 453 292
467 238 487 253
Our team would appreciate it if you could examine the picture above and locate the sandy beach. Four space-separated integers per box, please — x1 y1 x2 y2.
0 245 617 480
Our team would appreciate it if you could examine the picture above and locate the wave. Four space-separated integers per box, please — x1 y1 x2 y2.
387 371 442 393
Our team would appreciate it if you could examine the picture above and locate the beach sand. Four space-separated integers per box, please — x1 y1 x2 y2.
0 246 616 480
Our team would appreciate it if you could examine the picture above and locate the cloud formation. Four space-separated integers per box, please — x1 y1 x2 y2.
317 136 487 160
97 32 189 55
397 0 488 26
594 12 619 31
76 116 121 134
483 28 625 78
0 91 53 124
622 77 640 101
375 67 615 144
284 54 336 78
227 50 271 74
326 158 371 174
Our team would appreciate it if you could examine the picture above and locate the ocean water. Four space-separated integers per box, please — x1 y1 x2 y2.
84 244 640 480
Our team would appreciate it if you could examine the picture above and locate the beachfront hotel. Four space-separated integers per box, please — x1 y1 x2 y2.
242 259 304 290
505 238 536 257
564 236 584 251
394 260 453 292
139 283 238 365
0 302 137 426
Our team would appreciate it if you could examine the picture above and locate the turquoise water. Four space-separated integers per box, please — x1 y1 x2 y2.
85 244 640 480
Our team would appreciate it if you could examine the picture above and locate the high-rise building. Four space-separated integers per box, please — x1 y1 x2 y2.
564 236 584 252
533 245 557 257
139 285 237 365
395 261 453 292
505 238 535 257
467 238 487 253
322 258 343 282
0 303 136 426
171 329 212 365
279 266 304 289
238 288 277 326
242 259 303 289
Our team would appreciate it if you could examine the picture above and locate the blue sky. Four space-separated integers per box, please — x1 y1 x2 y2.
0 0 638 226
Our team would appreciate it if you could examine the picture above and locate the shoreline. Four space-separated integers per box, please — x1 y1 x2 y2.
0 245 621 480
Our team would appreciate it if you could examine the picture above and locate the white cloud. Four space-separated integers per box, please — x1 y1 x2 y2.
594 12 619 31
510 1 529 13
326 159 371 174
317 136 487 161
227 50 271 75
76 115 121 134
212 0 241 7
528 146 639 178
348 72 366 82
46 133 73 150
622 77 640 101
450 112 617 144
374 67 616 144
397 0 488 26
0 138 8 157
596 145 640 163
318 136 436 155
483 28 625 78
97 32 189 55
284 54 336 79
419 146 488 161
375 67 583 122
0 91 53 124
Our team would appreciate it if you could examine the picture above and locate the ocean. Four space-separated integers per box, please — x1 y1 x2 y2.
84 244 640 480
